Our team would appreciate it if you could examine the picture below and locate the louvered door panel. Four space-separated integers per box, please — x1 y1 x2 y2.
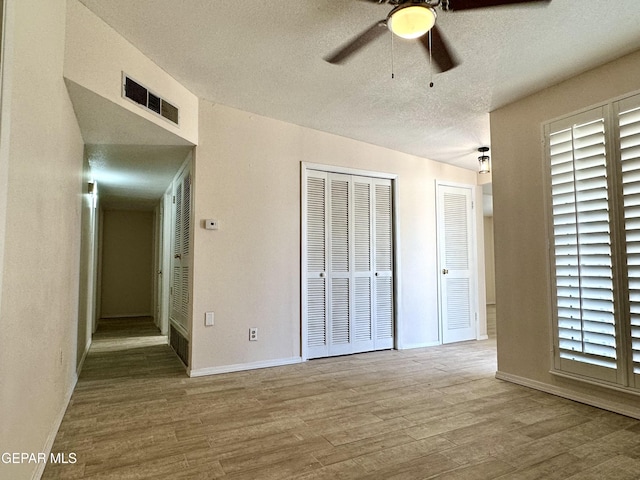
354 182 371 272
619 99 640 383
328 175 352 355
438 185 475 344
354 277 372 342
169 163 191 338
331 179 349 273
305 173 328 357
304 171 394 358
373 180 394 347
352 179 374 352
331 278 350 345
182 173 191 257
376 276 393 341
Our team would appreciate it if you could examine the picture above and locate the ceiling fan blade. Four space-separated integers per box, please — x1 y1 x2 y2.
418 25 458 73
444 0 551 11
324 21 387 64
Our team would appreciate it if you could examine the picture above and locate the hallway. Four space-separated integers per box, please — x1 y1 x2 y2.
42 319 640 479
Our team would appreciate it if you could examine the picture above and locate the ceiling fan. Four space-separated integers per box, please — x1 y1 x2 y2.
325 0 552 73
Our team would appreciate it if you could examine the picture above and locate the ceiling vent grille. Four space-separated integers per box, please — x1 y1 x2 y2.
123 74 179 126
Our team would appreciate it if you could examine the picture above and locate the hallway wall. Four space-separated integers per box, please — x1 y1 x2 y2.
100 209 154 319
0 0 85 479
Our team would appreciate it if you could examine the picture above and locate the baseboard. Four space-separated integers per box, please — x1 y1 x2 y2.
76 337 92 375
397 341 442 350
32 372 78 480
495 370 640 420
188 356 303 377
477 335 489 340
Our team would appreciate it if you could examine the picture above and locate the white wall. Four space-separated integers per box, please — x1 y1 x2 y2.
100 210 154 319
491 49 640 417
190 101 483 373
76 154 99 369
64 0 198 145
0 1 85 479
483 215 495 304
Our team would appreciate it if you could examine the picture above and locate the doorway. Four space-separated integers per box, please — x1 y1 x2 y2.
302 164 398 360
436 182 479 344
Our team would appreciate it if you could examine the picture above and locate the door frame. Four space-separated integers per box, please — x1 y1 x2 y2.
301 162 401 360
435 180 483 343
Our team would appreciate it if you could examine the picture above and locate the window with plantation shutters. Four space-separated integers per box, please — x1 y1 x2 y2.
548 108 617 382
303 168 394 359
546 93 640 390
619 96 640 387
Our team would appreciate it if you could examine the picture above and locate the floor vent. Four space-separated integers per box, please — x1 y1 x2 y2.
170 325 189 366
123 74 179 125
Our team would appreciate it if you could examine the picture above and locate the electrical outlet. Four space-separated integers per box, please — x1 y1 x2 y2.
249 327 258 341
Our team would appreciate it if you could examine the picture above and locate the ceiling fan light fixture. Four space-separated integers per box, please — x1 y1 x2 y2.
388 5 436 40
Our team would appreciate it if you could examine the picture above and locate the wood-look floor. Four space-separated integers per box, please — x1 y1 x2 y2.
42 317 640 479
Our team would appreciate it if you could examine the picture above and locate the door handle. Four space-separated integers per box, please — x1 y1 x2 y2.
319 272 325 278
442 269 449 275
174 254 182 259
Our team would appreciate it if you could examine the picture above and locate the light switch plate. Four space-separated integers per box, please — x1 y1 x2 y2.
205 311 214 326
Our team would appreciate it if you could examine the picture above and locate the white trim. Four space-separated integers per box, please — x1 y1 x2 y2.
477 334 489 341
495 370 640 420
303 162 397 180
301 162 401 361
188 356 303 377
76 338 92 376
549 368 640 398
32 373 79 480
398 341 442 350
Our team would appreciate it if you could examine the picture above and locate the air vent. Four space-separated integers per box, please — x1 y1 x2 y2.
170 324 189 366
123 74 180 126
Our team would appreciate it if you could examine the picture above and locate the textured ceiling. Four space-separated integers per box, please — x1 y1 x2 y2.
77 0 640 175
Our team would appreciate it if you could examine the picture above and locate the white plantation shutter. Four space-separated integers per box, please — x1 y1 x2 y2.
619 97 640 383
549 108 617 381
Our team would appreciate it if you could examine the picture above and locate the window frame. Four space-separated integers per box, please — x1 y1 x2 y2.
544 92 640 393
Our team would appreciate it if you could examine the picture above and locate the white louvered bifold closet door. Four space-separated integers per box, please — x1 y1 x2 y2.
170 165 192 334
619 96 640 386
304 170 393 359
549 107 618 382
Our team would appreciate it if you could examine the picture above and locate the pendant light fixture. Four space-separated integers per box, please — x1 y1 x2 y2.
478 147 490 174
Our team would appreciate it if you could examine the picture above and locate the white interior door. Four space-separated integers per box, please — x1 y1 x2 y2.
303 169 394 359
170 162 191 334
437 183 477 343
